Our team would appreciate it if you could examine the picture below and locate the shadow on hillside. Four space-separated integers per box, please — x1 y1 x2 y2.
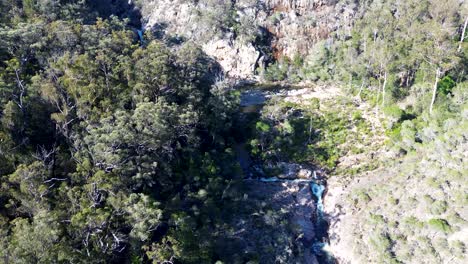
85 3 334 262
88 0 142 27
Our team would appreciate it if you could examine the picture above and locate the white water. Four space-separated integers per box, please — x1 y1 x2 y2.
310 182 334 263
252 177 314 183
311 182 325 217
239 89 334 263
253 175 331 260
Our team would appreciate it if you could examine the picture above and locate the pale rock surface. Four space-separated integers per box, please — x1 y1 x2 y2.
233 180 319 263
298 168 313 179
137 0 357 79
202 38 260 79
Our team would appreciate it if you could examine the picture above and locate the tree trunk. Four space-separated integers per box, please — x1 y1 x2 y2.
459 17 468 52
381 71 387 106
430 68 440 114
357 80 365 99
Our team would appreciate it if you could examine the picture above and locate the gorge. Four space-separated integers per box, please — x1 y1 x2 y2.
0 0 466 263
236 85 342 263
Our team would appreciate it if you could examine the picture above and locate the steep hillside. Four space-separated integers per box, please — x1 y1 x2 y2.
326 97 467 263
135 0 356 79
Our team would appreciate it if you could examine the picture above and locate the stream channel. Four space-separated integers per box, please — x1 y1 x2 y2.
237 86 336 264
135 28 335 263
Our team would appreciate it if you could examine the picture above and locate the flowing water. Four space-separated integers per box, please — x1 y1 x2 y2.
311 181 335 264
238 87 335 263
137 29 144 44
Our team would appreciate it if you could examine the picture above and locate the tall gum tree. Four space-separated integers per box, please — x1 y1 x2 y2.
458 4 468 52
421 0 460 114
360 0 396 107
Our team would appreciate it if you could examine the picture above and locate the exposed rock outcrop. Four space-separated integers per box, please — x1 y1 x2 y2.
236 180 318 263
137 0 357 79
202 38 260 79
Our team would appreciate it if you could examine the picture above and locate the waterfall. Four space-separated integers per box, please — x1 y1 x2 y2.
311 182 325 217
254 175 333 262
237 89 334 263
310 180 335 263
137 29 144 44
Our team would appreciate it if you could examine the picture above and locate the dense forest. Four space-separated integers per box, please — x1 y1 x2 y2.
0 0 467 264
0 1 244 263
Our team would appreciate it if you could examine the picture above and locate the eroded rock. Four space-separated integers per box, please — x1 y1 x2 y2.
232 180 318 263
138 0 357 79
203 38 260 78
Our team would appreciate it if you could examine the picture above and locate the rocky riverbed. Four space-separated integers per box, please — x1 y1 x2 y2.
232 86 336 263
237 180 319 263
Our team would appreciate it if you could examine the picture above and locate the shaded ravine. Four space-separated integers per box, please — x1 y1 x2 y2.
238 87 336 263
245 176 335 263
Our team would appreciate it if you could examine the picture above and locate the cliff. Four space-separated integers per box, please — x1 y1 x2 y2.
136 0 357 79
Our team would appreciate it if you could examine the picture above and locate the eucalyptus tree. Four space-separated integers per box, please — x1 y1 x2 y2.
420 0 460 114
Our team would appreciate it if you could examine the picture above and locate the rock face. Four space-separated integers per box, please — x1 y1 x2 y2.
235 180 318 264
137 0 356 79
203 38 260 80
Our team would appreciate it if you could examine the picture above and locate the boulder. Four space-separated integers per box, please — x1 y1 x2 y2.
202 38 259 79
275 162 301 179
298 168 313 179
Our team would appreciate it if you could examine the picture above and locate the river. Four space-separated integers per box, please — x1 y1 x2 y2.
238 86 336 264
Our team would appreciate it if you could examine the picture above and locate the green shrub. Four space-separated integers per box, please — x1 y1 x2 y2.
430 201 448 215
447 212 465 225
388 196 398 205
422 194 434 204
352 110 363 121
292 53 304 68
255 121 270 133
263 62 288 82
369 233 392 254
426 177 440 188
427 218 452 233
404 216 424 229
309 98 320 110
399 120 416 151
370 214 385 224
353 189 371 205
383 105 405 129
449 240 465 257
438 76 456 95
386 124 402 144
